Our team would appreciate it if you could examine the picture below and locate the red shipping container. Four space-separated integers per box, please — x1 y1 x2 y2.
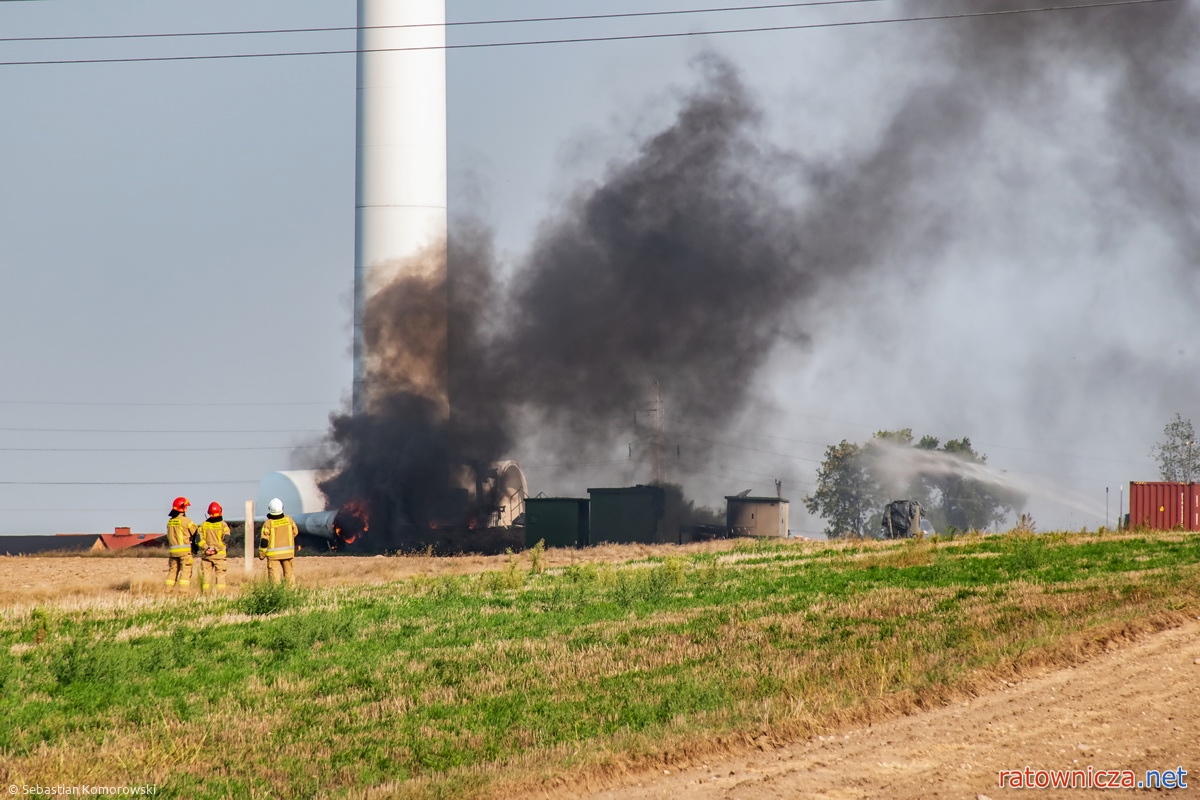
1128 482 1189 530
1190 484 1200 532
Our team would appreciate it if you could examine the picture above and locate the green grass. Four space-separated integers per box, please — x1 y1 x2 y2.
2 532 1200 798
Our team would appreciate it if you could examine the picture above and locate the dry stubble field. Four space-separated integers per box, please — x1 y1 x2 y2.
2 534 1199 799
0 542 734 609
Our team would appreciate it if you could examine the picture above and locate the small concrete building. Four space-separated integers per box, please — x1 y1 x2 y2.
726 495 790 538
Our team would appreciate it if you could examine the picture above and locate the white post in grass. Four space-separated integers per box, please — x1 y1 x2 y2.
244 500 255 576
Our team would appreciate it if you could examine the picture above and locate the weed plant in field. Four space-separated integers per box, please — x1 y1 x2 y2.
238 580 305 616
0 532 1198 798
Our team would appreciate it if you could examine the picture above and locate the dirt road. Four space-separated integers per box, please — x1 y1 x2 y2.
576 621 1200 799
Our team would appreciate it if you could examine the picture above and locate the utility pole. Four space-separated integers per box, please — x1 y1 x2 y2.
651 381 665 487
244 499 254 576
633 383 667 485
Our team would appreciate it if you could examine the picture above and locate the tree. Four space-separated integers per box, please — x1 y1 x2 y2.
805 429 1024 536
1150 413 1200 482
803 440 881 537
803 429 914 537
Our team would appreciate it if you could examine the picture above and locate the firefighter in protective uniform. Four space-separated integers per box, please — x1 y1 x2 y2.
165 496 198 589
198 501 231 593
259 497 298 585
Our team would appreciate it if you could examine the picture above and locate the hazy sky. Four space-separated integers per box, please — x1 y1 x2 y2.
1 0 1194 537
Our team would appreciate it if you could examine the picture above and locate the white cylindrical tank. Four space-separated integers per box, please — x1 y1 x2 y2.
353 0 448 414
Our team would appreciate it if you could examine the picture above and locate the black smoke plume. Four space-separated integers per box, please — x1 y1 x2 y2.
320 57 844 543
321 0 1200 541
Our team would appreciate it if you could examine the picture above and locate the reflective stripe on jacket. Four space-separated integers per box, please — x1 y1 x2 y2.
199 520 230 556
259 516 297 560
166 515 197 557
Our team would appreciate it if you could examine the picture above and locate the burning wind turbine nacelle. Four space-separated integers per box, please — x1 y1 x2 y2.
291 506 371 546
256 461 528 544
292 509 339 539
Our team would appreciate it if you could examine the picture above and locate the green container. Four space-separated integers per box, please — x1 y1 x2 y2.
587 486 667 545
525 498 590 549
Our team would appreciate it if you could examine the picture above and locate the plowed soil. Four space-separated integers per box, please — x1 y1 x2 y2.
573 621 1200 800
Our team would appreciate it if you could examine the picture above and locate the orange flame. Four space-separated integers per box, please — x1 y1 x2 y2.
334 502 370 545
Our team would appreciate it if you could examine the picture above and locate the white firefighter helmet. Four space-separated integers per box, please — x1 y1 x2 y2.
267 497 284 515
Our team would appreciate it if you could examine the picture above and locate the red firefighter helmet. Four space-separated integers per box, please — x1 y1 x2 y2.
207 501 222 518
172 496 190 513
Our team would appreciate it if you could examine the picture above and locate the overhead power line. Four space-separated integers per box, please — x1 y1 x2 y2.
673 455 805 485
0 1 896 43
973 440 1155 468
0 507 162 512
0 427 324 434
520 459 637 471
683 467 780 487
674 459 791 481
672 429 1129 488
0 480 257 485
0 0 1174 67
0 399 337 407
672 417 1155 469
669 418 830 449
0 445 321 452
674 431 824 463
